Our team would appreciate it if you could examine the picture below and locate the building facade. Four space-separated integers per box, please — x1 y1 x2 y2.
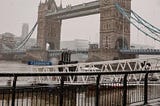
21 23 29 40
1 33 16 49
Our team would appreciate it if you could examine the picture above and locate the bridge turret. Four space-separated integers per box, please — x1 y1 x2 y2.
47 0 58 12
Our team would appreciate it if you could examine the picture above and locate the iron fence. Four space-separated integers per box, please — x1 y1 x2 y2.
0 71 160 106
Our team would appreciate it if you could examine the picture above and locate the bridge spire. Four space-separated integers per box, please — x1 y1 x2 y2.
48 0 58 11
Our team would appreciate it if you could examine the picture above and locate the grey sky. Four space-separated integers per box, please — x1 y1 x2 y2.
0 0 160 47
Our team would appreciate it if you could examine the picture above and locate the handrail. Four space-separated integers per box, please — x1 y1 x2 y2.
0 70 160 77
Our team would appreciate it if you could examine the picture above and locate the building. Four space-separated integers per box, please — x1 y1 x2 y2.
21 23 29 40
1 32 16 49
0 35 2 50
61 39 89 62
15 37 36 50
0 32 36 51
61 39 89 50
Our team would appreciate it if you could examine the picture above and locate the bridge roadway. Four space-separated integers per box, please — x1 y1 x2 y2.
120 49 160 55
46 0 100 19
0 49 26 54
48 49 88 57
2 49 160 56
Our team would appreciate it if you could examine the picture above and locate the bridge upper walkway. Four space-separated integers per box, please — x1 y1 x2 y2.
46 0 100 19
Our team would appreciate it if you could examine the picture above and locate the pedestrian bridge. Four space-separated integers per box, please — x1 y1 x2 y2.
31 57 160 84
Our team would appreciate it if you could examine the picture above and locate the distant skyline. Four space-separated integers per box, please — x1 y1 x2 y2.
0 0 160 47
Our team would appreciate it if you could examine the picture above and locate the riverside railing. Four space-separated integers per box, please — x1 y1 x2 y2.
0 71 160 106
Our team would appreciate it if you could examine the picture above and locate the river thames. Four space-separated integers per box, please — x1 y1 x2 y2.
0 61 30 73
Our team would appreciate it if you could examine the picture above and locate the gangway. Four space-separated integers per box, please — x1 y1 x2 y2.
31 57 160 84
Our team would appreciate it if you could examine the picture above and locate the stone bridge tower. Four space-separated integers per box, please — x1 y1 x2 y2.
25 0 61 61
100 0 131 49
37 0 61 50
88 0 135 61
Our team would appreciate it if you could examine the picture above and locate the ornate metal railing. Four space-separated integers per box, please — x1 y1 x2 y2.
0 70 160 106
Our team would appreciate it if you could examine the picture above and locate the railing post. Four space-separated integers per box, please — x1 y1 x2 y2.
144 72 148 105
123 74 128 106
12 75 17 106
95 75 100 106
60 76 64 106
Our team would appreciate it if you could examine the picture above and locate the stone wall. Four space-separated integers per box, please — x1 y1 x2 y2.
88 48 136 62
24 49 48 62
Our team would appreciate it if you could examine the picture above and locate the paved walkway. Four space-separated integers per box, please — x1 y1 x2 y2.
130 98 160 106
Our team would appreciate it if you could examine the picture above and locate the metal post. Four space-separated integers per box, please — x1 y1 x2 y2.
95 75 100 106
60 76 64 106
12 75 17 106
123 74 128 106
144 72 148 105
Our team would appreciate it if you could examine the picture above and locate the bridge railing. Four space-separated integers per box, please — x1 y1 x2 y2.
0 71 160 106
31 57 160 84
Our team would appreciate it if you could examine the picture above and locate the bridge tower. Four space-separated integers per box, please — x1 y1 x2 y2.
27 0 61 61
100 0 131 49
88 0 135 61
37 0 61 50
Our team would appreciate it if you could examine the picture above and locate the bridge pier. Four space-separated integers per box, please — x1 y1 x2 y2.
88 48 136 61
0 53 25 61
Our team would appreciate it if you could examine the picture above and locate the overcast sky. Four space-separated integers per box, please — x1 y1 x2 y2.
0 0 160 47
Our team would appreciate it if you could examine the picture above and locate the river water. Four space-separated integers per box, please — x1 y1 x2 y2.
0 61 33 86
0 61 30 73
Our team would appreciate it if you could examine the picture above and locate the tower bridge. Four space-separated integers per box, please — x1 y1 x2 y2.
37 0 133 61
1 0 160 62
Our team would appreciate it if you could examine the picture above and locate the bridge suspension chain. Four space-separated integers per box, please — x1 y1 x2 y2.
131 10 160 39
131 10 160 34
14 22 38 50
2 22 38 51
115 4 160 43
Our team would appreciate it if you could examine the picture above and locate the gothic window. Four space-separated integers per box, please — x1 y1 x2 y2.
105 36 108 48
103 0 110 4
105 35 111 49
